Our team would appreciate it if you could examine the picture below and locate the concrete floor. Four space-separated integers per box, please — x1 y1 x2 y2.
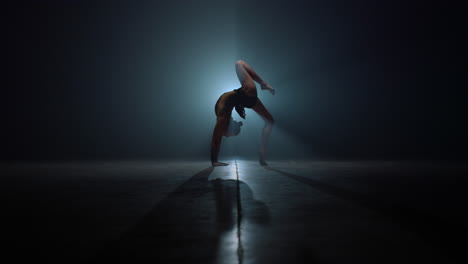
1 160 467 263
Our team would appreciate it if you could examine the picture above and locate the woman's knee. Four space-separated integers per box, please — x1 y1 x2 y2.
235 60 245 67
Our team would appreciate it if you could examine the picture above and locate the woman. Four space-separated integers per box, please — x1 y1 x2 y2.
211 60 275 166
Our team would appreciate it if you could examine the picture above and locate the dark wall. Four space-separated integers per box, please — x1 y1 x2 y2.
235 0 467 160
3 0 466 161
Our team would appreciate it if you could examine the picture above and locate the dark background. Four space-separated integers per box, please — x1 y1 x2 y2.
2 0 467 161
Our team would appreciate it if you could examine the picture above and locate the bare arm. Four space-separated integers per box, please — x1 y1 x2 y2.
210 116 229 166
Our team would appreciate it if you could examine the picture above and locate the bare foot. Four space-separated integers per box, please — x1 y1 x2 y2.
212 161 229 167
261 83 275 95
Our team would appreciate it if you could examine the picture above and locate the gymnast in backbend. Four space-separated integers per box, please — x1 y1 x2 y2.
211 60 275 166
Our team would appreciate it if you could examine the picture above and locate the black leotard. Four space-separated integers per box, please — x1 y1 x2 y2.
233 88 257 108
214 88 258 119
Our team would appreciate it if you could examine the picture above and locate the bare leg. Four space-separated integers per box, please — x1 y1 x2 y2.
211 116 230 166
252 99 274 165
236 60 266 87
235 60 274 95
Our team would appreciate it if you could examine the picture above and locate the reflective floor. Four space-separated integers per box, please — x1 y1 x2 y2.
2 160 467 263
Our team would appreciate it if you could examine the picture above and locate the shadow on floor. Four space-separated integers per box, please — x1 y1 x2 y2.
265 166 465 262
91 166 269 264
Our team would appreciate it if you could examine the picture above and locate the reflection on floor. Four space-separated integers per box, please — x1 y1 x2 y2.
2 160 467 263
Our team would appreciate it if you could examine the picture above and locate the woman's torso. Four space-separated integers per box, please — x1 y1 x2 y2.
215 87 258 117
